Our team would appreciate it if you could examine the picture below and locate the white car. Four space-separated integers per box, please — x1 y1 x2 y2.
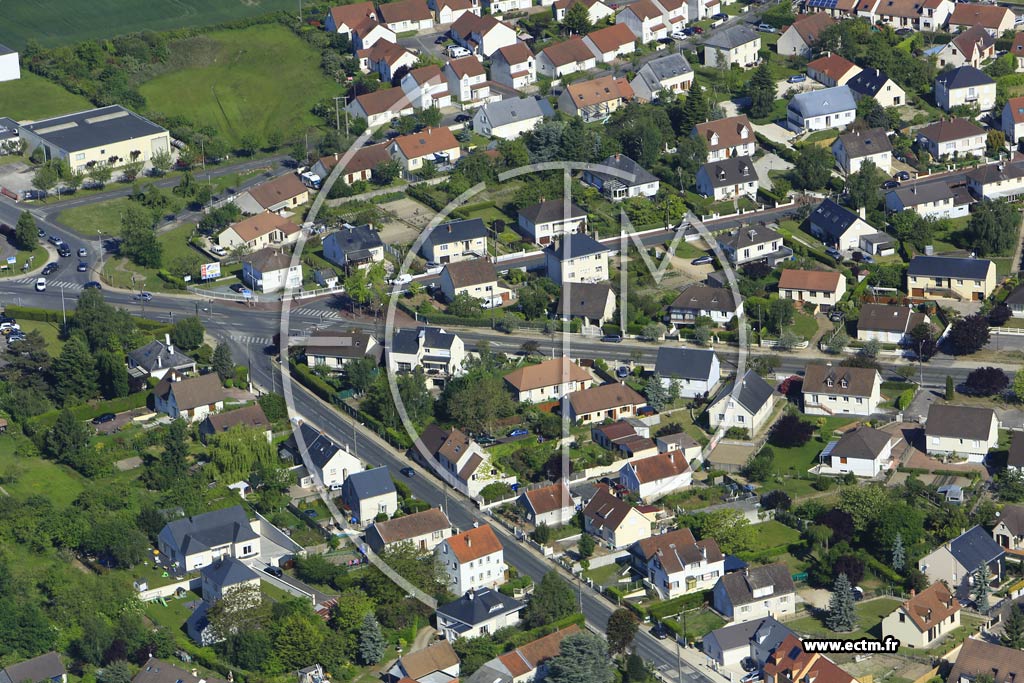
447 45 471 58
35 278 46 292
210 245 226 256
391 274 413 286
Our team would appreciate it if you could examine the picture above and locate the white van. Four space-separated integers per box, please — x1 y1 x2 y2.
210 245 226 257
447 45 471 58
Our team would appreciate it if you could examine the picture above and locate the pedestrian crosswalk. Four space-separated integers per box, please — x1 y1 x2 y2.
288 306 342 319
230 334 272 345
12 276 81 290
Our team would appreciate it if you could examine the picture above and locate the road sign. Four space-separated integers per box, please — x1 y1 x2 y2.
6 257 15 265
200 262 221 280
241 288 252 299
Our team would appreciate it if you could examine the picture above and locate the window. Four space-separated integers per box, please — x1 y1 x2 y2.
75 153 86 161
899 613 906 623
242 544 253 555
737 415 745 423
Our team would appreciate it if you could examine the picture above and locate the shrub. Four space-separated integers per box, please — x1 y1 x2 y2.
896 388 915 410
964 366 1009 397
769 414 814 448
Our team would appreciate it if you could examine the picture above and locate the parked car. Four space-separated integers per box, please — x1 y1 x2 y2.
712 12 728 20
657 36 674 44
37 229 45 238
35 278 46 292
263 566 283 577
601 334 623 343
895 27 913 35
47 235 63 246
825 247 842 260
508 428 530 438
692 26 704 33
23 190 47 201
84 281 102 289
92 413 116 425
434 35 447 44
757 23 776 32
691 254 714 265
132 292 153 302
400 467 416 477
682 26 695 35
787 74 807 83
894 170 910 181
303 509 318 518
881 179 900 189
828 309 845 323
651 622 670 640
41 263 58 276
447 45 471 58
57 245 71 257
454 113 471 123
616 365 630 378
741 671 760 683
741 658 759 673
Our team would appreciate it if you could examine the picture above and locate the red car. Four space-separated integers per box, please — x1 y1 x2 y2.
693 26 704 33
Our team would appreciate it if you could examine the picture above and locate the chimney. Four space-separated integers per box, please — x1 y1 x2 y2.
165 333 171 346
167 342 174 356
910 588 916 597
858 206 866 219
466 535 472 548
467 588 475 600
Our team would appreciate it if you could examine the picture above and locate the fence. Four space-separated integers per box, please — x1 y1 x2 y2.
138 577 201 601
759 338 810 349
493 250 528 263
186 286 256 302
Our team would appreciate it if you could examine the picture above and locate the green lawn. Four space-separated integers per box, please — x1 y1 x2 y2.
0 434 85 508
584 562 627 588
17 320 64 351
748 520 801 548
791 311 818 341
788 597 903 640
0 0 297 48
143 590 201 630
0 72 92 120
138 24 342 147
57 198 134 237
0 245 49 279
770 417 858 474
666 609 726 639
159 222 201 266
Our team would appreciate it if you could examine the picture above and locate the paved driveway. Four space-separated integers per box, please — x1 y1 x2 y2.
399 30 447 57
754 153 792 189
0 160 36 195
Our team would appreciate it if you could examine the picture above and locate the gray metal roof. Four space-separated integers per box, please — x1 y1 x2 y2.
655 347 718 381
641 52 692 83
908 255 992 279
0 117 18 141
703 24 759 50
21 105 167 153
711 370 775 415
436 588 524 626
590 153 659 187
830 427 891 460
0 44 15 57
699 155 758 188
788 86 856 118
717 562 795 606
545 233 610 261
936 65 994 90
392 326 457 354
0 653 65 683
810 198 859 241
834 128 892 159
476 96 547 128
891 182 955 207
424 218 488 247
160 505 258 556
706 617 794 653
556 282 613 319
292 422 344 471
948 525 1004 572
342 466 396 501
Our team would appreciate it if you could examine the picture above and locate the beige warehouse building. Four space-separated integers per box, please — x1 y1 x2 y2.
19 105 170 172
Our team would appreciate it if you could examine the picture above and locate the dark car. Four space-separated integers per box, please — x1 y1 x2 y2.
895 27 913 35
435 35 447 43
693 26 704 33
712 12 728 20
230 283 246 293
303 509 318 518
22 189 47 201
616 365 630 378
263 566 283 577
92 413 116 425
37 229 45 238
682 26 695 35
741 658 759 673
881 179 900 189
455 113 471 123
691 254 714 265
657 37 674 44
41 263 58 276
84 281 102 289
400 467 416 477
77 262 88 272
651 622 669 640
825 247 842 260
57 245 71 257
601 334 623 343
828 309 845 323
894 170 910 181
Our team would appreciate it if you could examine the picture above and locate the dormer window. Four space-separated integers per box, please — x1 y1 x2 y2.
826 377 834 387
840 378 848 388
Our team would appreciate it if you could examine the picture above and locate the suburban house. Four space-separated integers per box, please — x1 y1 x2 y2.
925 403 999 462
421 217 488 264
777 13 835 57
198 556 260 607
615 0 671 43
157 505 260 572
703 618 795 668
400 65 452 110
881 582 961 648
630 52 693 101
554 0 613 20
807 53 861 87
503 357 592 403
557 74 634 122
444 56 492 105
0 654 66 683
420 425 517 498
703 25 761 69
1002 96 1024 146
490 42 536 90
312 144 391 187
340 466 398 524
234 173 309 214
439 259 513 307
360 39 418 82
567 382 646 424
695 156 760 201
668 283 743 328
629 528 724 599
1008 286 1024 318
388 127 462 173
198 404 272 445
856 303 928 344
347 88 416 129
377 0 434 32
919 525 1005 600
352 16 397 50
153 373 226 422
777 269 848 311
948 639 1024 683
809 198 876 250
619 450 693 502
906 255 996 300
786 86 857 132
654 347 721 398
935 66 997 113
537 36 597 78
544 233 611 283
712 563 797 623
555 282 617 328
582 153 661 201
846 68 905 107
831 128 893 174
582 23 637 63
582 485 652 548
217 212 300 251
429 0 478 23
468 626 582 683
762 636 856 683
281 422 362 490
593 421 660 457
435 588 523 640
935 26 995 68
19 105 170 172
717 224 793 266
823 426 894 477
386 641 460 683
241 248 303 293
919 0 954 30
708 370 779 435
322 223 385 270
127 334 197 381
517 481 576 527
365 506 452 553
517 199 588 245
134 659 228 683
388 326 466 386
450 13 518 57
472 96 549 140
948 3 1015 34
436 525 506 594
802 363 881 417
694 115 756 163
325 2 378 38
886 181 971 219
488 0 531 14
967 162 1024 201
993 503 1024 549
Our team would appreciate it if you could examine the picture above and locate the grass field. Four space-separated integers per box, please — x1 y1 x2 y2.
0 72 92 120
748 520 801 548
0 434 84 507
17 320 64 351
789 597 903 640
138 25 341 147
58 198 134 236
0 0 296 48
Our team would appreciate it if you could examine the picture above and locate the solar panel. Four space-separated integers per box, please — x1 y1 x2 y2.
807 0 839 9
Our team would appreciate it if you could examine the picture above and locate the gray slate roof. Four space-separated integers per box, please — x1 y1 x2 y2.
948 525 1004 571
717 562 796 606
704 24 759 50
128 339 196 373
427 218 488 246
655 347 718 381
926 403 996 440
22 105 166 153
718 224 781 251
788 86 856 118
556 282 613 320
323 224 383 262
291 422 345 471
436 588 524 627
477 96 548 128
937 65 994 90
519 199 587 225
0 653 66 683
392 326 457 354
160 505 258 556
699 156 758 188
0 44 14 57
846 68 895 97
638 52 692 85
830 427 891 460
1006 285 1024 306
908 255 992 279
891 182 955 207
711 370 775 415
545 233 610 261
343 466 395 501
200 556 259 589
590 153 660 187
706 617 794 654
670 283 739 313
835 128 892 159
811 198 860 241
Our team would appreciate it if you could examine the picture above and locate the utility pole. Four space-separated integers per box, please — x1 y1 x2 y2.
60 285 66 326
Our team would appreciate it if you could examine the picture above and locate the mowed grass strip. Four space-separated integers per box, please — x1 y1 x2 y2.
0 72 92 121
138 25 341 147
0 0 296 48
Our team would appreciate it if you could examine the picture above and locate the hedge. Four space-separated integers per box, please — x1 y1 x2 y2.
648 590 710 620
288 360 338 403
3 305 64 323
28 390 152 430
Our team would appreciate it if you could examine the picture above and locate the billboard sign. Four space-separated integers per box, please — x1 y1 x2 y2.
200 262 221 280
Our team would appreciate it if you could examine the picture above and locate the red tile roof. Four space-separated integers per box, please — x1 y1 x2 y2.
445 524 503 562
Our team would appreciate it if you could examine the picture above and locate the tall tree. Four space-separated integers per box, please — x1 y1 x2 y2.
45 408 94 472
747 63 776 119
607 608 639 654
891 531 905 572
357 613 385 664
171 316 205 350
973 564 991 610
1003 604 1024 649
677 84 711 135
826 573 857 632
563 1 593 34
14 211 38 251
966 199 1019 256
212 342 234 383
546 632 615 683
96 349 130 399
948 314 990 356
120 203 162 268
51 335 98 404
847 159 884 210
644 374 671 411
791 144 833 191
522 571 577 628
